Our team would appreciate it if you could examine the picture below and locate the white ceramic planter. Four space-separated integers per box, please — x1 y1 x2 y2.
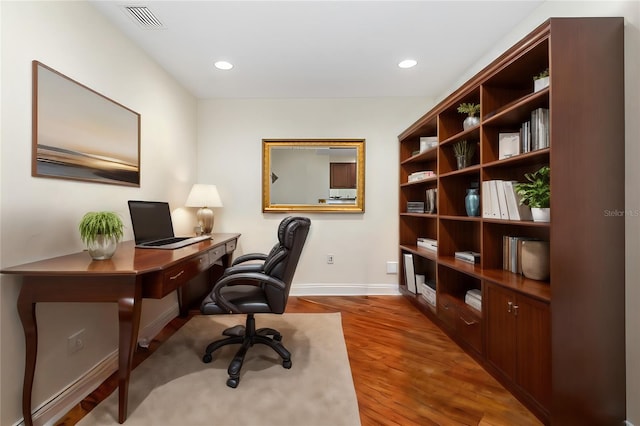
531 207 550 223
534 76 549 92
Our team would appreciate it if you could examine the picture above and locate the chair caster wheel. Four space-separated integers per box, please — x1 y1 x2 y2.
283 359 292 369
226 378 239 388
202 353 212 363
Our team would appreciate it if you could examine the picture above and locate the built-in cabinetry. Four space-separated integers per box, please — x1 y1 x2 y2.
397 18 625 425
330 162 357 188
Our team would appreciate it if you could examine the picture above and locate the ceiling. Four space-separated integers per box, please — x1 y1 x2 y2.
89 1 543 99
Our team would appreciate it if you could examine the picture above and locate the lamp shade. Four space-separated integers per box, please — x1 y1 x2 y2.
185 184 223 208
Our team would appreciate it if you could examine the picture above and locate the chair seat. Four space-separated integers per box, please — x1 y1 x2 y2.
201 285 272 315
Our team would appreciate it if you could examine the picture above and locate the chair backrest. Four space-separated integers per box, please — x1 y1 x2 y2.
262 216 311 313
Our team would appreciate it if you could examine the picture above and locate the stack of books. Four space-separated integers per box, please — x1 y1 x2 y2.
417 237 437 252
407 202 425 213
408 170 435 182
455 250 480 264
465 289 482 311
419 280 437 307
520 107 549 153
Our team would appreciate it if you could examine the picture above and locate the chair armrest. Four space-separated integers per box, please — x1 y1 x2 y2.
232 253 268 266
212 272 286 314
222 263 263 277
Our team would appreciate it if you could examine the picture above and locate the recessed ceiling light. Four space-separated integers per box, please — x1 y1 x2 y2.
214 61 233 70
398 59 417 69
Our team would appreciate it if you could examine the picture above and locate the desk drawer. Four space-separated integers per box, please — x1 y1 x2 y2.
225 239 236 253
161 253 208 295
209 245 226 264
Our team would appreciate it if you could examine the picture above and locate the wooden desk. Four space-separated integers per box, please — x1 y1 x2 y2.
1 233 240 425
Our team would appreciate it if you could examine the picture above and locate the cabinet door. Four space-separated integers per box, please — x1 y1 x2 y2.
485 283 517 379
330 163 356 188
515 295 551 409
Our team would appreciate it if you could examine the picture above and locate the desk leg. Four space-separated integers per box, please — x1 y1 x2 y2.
117 291 142 424
17 289 36 426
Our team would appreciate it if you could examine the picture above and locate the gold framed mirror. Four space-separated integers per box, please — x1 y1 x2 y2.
262 139 365 213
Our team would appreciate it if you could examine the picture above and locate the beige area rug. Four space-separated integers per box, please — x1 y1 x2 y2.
78 313 361 426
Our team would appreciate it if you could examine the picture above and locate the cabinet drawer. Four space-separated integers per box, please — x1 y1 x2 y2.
437 297 457 330
225 239 236 253
456 310 482 353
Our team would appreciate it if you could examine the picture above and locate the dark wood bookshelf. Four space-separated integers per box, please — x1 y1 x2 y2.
397 18 625 425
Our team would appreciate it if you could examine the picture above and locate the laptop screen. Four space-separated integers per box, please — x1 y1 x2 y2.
128 201 175 244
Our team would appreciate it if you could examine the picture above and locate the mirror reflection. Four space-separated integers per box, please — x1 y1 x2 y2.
262 139 365 213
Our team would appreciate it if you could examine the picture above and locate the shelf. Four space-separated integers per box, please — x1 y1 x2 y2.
439 215 481 222
400 176 437 187
482 268 550 302
399 244 437 261
483 89 549 126
438 255 482 278
400 212 437 219
482 148 549 169
401 146 437 164
439 164 480 177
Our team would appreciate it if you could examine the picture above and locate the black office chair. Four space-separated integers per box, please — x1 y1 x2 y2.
200 216 311 388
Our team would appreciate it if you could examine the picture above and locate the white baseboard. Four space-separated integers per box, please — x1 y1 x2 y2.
26 304 179 426
291 283 401 296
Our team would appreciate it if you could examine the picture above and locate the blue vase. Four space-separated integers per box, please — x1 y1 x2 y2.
465 188 480 217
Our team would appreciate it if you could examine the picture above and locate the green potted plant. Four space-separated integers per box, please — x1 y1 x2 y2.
452 139 476 170
514 165 550 222
457 102 481 130
79 211 124 260
534 68 549 92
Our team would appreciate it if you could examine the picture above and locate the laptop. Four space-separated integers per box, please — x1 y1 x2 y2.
128 200 210 249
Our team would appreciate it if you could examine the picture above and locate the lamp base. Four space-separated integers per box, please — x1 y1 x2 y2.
196 207 214 235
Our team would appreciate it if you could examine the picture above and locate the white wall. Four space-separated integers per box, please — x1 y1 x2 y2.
0 2 198 424
439 1 640 422
196 98 429 294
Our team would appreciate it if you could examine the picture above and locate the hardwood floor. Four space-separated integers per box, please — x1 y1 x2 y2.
55 296 541 425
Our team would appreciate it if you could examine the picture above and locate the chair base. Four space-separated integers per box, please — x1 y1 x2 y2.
202 314 292 388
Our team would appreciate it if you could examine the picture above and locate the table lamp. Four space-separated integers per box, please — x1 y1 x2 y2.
185 184 223 235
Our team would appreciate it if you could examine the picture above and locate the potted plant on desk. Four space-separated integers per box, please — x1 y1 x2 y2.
79 211 124 260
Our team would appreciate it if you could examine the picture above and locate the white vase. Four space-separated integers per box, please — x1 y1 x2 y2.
87 235 118 260
531 207 550 223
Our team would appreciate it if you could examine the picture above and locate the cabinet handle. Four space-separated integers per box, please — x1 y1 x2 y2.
460 316 477 326
513 305 519 316
170 270 185 280
507 301 513 313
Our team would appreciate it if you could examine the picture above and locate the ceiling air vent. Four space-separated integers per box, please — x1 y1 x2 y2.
123 6 166 29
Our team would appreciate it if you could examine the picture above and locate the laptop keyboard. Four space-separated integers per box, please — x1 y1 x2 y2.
143 237 189 246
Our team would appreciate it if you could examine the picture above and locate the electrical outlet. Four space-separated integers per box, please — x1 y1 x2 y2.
67 329 85 354
327 254 334 264
386 261 398 274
